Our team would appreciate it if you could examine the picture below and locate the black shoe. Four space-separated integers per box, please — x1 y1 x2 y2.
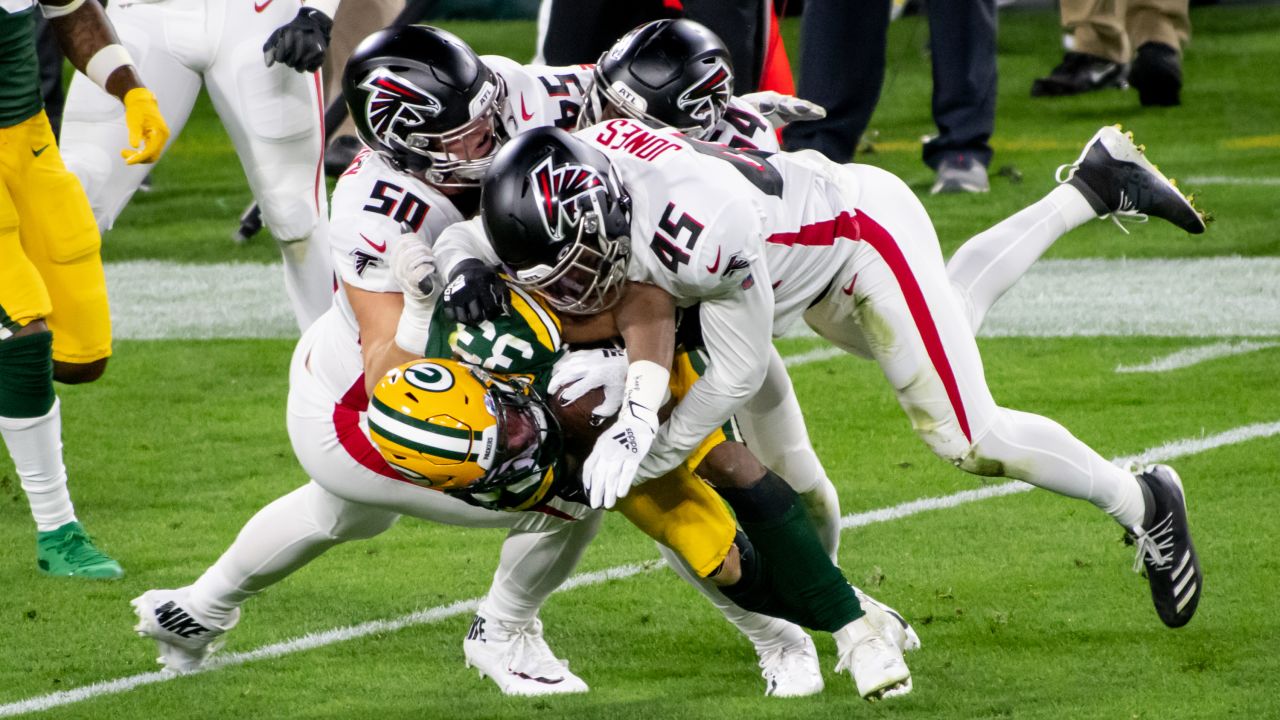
1031 52 1126 97
1058 125 1206 234
324 135 363 178
1129 42 1182 107
1128 464 1202 628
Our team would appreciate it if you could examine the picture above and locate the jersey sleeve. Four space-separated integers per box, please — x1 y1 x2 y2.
328 171 404 293
654 197 767 302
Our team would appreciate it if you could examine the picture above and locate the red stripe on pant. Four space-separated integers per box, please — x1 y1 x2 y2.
333 374 405 481
766 211 972 442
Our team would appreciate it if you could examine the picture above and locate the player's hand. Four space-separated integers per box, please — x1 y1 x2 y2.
442 259 508 324
582 399 659 509
549 348 627 424
120 88 169 165
391 234 439 303
739 91 827 129
263 7 333 73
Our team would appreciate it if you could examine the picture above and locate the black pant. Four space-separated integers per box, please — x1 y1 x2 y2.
783 0 997 170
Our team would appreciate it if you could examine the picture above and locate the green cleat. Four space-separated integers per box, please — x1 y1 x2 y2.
36 521 124 579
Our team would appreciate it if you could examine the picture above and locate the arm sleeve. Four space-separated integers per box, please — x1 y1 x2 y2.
435 216 500 278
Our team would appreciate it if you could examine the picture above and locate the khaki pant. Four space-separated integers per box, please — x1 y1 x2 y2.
1061 0 1191 63
323 0 405 139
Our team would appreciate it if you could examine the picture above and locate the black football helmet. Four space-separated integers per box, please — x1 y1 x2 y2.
481 127 632 316
578 19 734 139
343 25 505 185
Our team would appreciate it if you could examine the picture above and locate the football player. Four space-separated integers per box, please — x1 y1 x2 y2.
1 0 168 577
475 122 1207 634
56 0 336 330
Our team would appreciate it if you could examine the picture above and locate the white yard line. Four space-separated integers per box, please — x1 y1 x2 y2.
1115 340 1279 373
782 347 844 367
3 418 1279 717
1184 176 1280 187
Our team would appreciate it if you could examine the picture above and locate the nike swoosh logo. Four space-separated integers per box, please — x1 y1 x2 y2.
841 273 858 296
705 247 721 273
31 144 49 157
360 234 387 253
254 0 273 13
520 95 534 122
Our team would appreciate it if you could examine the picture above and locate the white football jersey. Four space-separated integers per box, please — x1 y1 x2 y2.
485 56 595 136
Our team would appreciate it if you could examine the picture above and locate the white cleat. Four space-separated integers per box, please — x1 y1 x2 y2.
131 588 238 673
853 586 922 653
834 616 912 701
758 634 824 698
462 614 589 696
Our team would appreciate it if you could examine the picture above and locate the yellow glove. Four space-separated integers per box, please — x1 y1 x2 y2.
120 87 169 165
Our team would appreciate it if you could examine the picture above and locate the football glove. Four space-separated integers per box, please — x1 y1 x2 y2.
739 91 827 129
549 348 628 424
442 259 508 324
582 360 669 509
263 7 333 73
392 236 440 354
120 88 169 165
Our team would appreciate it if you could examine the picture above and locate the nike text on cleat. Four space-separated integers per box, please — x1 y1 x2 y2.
834 616 911 701
36 521 123 579
462 614 588 696
1128 464 1203 628
131 588 238 672
853 586 921 653
758 634 824 698
1057 125 1207 234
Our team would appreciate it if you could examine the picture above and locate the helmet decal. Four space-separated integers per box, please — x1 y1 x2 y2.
402 361 455 392
360 67 444 147
676 58 731 126
528 155 608 243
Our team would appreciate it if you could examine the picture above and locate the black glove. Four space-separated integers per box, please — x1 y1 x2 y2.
263 7 333 73
442 259 509 324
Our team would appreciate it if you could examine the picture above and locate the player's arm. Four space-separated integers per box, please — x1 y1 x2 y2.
42 0 168 163
346 284 418 399
435 217 509 324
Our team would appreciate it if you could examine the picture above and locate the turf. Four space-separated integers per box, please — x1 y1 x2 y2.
3 4 1280 718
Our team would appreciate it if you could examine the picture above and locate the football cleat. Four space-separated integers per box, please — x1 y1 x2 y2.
1031 52 1127 97
931 155 990 194
463 614 589 696
758 634 824 698
833 616 911 701
1128 42 1182 107
853 587 921 654
1128 464 1202 628
1057 125 1206 234
131 588 238 673
36 521 123 579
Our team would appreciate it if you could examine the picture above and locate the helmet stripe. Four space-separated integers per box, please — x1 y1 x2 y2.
367 404 476 461
369 395 474 440
368 419 476 464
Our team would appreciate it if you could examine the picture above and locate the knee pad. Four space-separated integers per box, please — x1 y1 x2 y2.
260 194 319 244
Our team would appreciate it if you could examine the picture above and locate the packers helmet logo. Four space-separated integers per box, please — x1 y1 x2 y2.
360 68 443 147
677 58 731 126
401 361 455 392
528 156 608 243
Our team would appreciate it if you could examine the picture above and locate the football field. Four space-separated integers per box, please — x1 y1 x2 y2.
3 6 1279 719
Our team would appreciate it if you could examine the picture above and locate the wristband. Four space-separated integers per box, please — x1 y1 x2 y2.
39 0 87 19
85 43 135 91
622 360 670 415
394 299 434 355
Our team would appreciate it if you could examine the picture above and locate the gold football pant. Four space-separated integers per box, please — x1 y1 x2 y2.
0 111 110 362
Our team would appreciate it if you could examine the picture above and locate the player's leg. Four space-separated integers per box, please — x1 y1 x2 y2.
204 0 332 329
947 126 1206 332
0 114 121 578
59 0 202 231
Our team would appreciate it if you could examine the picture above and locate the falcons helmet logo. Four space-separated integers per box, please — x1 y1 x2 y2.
359 68 443 147
677 59 732 125
528 156 609 243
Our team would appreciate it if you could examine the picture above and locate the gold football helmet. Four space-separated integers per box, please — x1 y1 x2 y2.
368 359 561 493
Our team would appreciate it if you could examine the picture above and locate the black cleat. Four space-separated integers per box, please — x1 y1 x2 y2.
1058 125 1207 234
1031 52 1127 97
1129 42 1182 107
1128 464 1202 628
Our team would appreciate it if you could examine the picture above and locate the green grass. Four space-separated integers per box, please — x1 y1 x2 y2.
3 4 1280 718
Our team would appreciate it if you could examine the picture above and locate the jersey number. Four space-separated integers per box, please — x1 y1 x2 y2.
363 180 429 232
650 203 704 273
686 139 784 198
538 74 584 130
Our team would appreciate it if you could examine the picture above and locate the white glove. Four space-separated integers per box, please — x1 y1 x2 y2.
548 348 628 423
392 235 441 354
581 360 670 509
738 91 827 129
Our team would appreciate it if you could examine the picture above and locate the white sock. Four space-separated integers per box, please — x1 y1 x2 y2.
0 398 76 532
947 184 1098 332
658 543 809 654
277 220 334 332
478 512 604 625
187 481 398 624
971 408 1147 528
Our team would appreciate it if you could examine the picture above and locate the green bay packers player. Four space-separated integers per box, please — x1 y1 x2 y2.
0 0 168 577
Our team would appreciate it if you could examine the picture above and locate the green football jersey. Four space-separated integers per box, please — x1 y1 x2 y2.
0 1 44 128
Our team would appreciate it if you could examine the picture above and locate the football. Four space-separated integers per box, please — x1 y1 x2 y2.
552 383 615 457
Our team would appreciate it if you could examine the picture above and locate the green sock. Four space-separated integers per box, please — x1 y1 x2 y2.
0 331 55 419
719 470 864 632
